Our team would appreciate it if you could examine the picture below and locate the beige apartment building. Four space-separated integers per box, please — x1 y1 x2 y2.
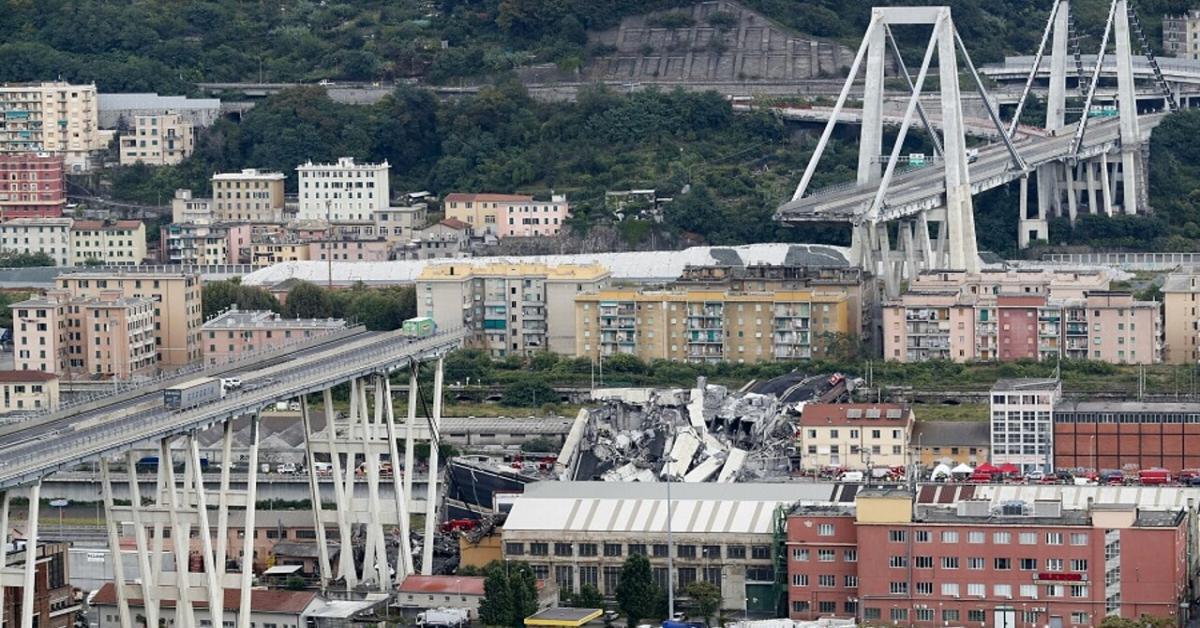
118 112 194 166
251 241 310 266
883 270 1161 364
1162 272 1200 363
202 308 346 365
417 262 610 357
170 189 213 224
10 290 157 378
56 271 203 366
0 81 108 171
443 193 570 238
0 218 73 266
373 204 428 243
796 403 914 471
1164 11 1200 59
70 220 147 266
575 287 853 364
0 371 59 413
212 169 286 223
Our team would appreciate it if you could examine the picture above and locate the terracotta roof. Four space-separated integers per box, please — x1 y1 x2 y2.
438 218 470 230
798 403 911 427
0 370 57 382
399 575 486 596
71 220 142 231
91 583 315 613
444 193 532 203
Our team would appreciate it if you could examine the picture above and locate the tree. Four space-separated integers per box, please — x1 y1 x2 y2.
616 553 659 627
564 583 604 608
500 380 555 407
283 281 332 319
0 251 54 267
520 436 559 453
202 280 281 320
685 581 721 627
1098 615 1175 628
478 561 539 628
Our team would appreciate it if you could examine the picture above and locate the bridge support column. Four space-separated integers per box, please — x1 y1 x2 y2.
0 491 7 628
422 356 445 575
300 397 335 591
1085 161 1100 215
1114 0 1143 215
238 415 261 628
1101 152 1115 215
100 459 133 628
1018 175 1048 249
123 451 159 628
21 480 40 628
306 374 417 591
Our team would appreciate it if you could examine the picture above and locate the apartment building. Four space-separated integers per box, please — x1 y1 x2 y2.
795 403 913 471
402 218 471 260
786 491 1190 628
117 112 194 166
0 81 107 171
0 217 72 265
297 157 390 222
70 220 147 266
56 271 203 366
202 308 345 365
251 241 310 266
170 188 214 224
374 204 428 243
443 193 570 238
1161 271 1200 363
93 585 318 628
160 222 251 265
212 169 286 223
885 280 1161 364
417 262 610 357
309 239 389 262
0 152 66 218
990 378 1062 474
575 288 853 364
10 290 157 378
0 370 59 413
502 482 791 612
1164 11 1200 59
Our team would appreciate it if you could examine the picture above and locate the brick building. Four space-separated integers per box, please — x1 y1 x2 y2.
0 153 66 218
1 540 77 628
787 489 1191 627
1053 401 1200 473
201 308 345 365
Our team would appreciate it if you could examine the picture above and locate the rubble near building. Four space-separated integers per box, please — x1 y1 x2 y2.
556 373 851 483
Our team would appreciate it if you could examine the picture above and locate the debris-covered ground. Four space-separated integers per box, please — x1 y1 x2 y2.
557 373 853 483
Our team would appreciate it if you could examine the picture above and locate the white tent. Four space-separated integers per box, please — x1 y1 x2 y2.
951 463 974 474
930 463 953 480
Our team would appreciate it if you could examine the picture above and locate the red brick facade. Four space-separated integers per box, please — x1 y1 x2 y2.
0 153 66 218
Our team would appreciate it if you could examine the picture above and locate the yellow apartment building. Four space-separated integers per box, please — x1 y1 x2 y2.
574 287 852 364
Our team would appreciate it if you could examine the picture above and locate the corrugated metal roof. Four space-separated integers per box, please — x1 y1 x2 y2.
977 485 1200 510
504 481 836 534
241 243 850 287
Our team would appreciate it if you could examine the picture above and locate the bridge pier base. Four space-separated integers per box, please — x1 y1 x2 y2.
1018 175 1047 248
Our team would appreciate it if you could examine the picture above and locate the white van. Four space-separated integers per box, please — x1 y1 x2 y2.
839 471 864 482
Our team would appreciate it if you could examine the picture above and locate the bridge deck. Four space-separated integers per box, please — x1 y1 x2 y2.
775 115 1162 224
0 328 465 491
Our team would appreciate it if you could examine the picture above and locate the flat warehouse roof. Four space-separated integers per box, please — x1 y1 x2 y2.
505 482 834 535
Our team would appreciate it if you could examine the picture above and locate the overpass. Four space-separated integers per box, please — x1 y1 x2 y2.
982 54 1200 107
0 327 466 628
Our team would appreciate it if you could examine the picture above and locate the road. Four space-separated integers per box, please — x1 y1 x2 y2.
776 114 1164 224
0 328 466 491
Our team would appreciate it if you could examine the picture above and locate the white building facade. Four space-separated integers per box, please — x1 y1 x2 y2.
297 157 390 223
0 218 73 265
989 378 1062 474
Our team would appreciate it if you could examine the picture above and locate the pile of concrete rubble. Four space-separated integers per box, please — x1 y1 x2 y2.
555 373 850 483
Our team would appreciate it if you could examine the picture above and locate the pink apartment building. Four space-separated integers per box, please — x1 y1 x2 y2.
0 153 66 218
883 271 1161 364
201 308 346 365
11 289 157 378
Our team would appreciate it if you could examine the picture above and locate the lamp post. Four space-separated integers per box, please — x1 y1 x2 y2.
665 460 675 620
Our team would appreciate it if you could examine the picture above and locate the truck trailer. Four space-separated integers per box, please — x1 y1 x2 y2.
164 377 225 410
